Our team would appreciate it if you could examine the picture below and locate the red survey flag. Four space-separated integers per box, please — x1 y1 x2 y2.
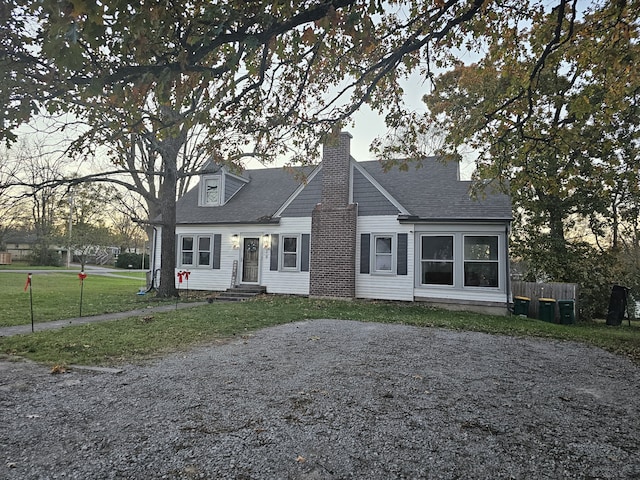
24 273 32 291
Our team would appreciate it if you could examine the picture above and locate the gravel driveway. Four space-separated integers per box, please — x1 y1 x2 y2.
1 319 639 479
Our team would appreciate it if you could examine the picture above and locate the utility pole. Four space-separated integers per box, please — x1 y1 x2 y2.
67 190 73 269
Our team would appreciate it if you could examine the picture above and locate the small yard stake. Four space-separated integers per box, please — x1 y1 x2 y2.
24 273 34 333
176 270 191 308
78 272 87 317
176 271 182 309
184 270 190 299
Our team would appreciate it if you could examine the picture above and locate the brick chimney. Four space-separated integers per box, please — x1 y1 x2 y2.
309 132 357 299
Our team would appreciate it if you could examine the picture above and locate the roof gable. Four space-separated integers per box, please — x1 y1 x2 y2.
359 158 511 221
352 162 408 216
277 167 322 218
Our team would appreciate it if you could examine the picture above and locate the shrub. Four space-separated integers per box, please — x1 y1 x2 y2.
115 252 149 269
29 248 62 267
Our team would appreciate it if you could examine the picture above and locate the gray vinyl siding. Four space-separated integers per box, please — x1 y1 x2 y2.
224 175 246 203
352 169 400 216
280 171 322 217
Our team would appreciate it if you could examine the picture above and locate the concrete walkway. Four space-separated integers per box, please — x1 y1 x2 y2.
0 302 208 338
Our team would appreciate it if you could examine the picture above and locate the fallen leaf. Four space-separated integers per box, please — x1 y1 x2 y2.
50 364 67 374
296 455 306 463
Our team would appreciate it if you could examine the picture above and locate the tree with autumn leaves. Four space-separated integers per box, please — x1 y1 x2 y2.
371 0 639 317
1 0 638 306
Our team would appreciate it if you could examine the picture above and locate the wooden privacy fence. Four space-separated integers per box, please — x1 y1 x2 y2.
512 281 580 321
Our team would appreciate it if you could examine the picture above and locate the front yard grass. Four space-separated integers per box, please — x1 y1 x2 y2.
1 295 639 367
0 271 184 327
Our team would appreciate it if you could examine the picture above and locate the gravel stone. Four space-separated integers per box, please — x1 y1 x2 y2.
1 319 639 479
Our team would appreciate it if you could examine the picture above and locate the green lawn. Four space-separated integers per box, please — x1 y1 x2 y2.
1 292 639 367
0 271 179 327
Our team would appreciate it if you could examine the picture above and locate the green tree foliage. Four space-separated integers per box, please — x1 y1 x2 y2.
2 0 500 296
369 1 639 317
2 0 638 300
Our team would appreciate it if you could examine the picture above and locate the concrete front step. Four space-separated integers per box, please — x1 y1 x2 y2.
207 285 266 303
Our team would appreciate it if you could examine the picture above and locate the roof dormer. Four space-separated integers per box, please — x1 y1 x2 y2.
198 164 249 207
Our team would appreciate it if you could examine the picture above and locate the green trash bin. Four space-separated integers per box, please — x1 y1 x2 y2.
538 298 557 323
513 296 531 316
558 299 575 324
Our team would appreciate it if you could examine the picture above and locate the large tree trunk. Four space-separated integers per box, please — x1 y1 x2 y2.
155 143 180 298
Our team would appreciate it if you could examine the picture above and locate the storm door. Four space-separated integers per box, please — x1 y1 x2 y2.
241 237 260 283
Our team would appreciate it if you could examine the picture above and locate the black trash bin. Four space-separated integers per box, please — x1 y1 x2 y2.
557 299 575 325
538 298 557 323
606 285 629 326
513 296 531 316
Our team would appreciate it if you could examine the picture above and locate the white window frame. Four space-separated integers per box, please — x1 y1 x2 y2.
372 234 395 274
179 235 213 268
200 175 222 206
463 235 500 288
280 234 300 271
420 234 455 286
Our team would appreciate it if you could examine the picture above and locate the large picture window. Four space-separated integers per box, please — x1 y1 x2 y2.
374 235 393 272
281 235 299 270
180 235 212 267
464 236 499 287
421 236 454 285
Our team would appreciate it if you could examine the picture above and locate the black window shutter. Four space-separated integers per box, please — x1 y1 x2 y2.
397 233 408 275
360 234 370 274
213 234 221 269
301 234 310 272
270 234 279 271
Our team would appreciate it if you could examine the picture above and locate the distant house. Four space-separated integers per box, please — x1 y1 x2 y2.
3 231 39 261
153 132 513 314
2 230 119 266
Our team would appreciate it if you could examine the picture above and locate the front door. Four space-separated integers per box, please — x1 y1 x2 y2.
241 237 260 283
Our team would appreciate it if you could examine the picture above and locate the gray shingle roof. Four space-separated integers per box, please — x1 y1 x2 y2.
176 166 313 224
175 157 511 224
359 158 512 221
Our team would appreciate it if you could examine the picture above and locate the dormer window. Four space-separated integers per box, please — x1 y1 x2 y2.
201 176 221 206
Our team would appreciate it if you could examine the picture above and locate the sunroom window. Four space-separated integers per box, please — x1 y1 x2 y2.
421 235 454 285
464 236 499 287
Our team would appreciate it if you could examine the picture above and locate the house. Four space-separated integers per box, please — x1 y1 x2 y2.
3 231 39 261
153 132 512 314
